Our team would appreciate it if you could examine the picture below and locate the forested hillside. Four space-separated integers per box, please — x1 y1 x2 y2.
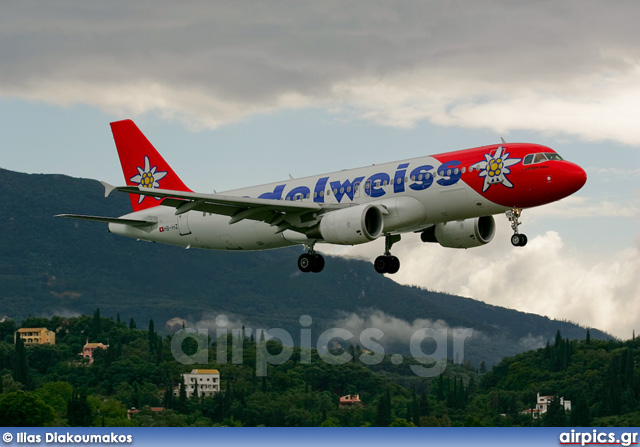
1 313 637 427
0 167 612 368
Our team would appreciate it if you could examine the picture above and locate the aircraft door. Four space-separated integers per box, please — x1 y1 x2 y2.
353 181 361 198
178 213 192 236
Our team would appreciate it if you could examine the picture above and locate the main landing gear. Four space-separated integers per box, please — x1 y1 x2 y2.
374 234 401 274
506 208 528 247
298 244 325 273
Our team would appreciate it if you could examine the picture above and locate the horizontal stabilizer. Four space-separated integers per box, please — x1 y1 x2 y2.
55 214 156 227
100 181 116 198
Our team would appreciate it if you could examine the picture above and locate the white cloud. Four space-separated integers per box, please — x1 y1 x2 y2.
2 1 640 145
165 311 252 334
332 309 453 347
526 195 639 219
332 68 640 145
322 227 640 339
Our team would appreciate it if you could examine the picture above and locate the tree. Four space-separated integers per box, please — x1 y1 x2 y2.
35 381 73 416
410 387 420 426
155 334 163 364
91 308 102 339
375 388 392 427
390 418 415 427
13 334 28 386
178 376 187 410
570 395 591 427
544 396 567 427
27 344 59 374
0 319 17 344
67 389 93 426
436 375 444 401
419 391 430 419
148 319 156 353
0 391 55 426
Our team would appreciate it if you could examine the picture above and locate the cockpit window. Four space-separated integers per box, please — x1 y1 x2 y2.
523 152 564 165
544 153 563 161
534 153 547 163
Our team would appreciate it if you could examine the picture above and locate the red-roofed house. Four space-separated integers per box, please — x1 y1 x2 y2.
79 340 108 364
339 394 362 408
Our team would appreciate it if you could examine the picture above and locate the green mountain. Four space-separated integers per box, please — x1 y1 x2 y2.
0 167 611 367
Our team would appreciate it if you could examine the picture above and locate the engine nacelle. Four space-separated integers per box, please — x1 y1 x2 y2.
421 216 495 248
318 204 384 245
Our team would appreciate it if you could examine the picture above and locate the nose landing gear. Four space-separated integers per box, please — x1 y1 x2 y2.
506 208 528 247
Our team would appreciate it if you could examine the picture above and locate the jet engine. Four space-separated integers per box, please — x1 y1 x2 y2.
421 216 495 249
317 204 384 245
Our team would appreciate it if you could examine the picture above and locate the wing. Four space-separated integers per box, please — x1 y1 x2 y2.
56 214 156 227
113 185 350 233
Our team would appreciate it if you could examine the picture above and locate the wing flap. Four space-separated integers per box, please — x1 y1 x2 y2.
111 185 353 230
114 185 322 212
114 185 335 228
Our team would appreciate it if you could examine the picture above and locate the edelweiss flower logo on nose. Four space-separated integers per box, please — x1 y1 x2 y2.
471 146 521 192
129 156 168 203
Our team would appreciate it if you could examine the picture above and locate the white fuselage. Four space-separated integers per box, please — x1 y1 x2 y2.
109 153 508 250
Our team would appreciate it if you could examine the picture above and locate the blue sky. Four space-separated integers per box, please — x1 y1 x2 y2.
1 1 638 338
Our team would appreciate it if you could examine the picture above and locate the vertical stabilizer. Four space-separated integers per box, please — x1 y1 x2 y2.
110 120 192 211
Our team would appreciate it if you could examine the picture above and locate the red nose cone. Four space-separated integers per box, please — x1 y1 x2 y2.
563 162 588 196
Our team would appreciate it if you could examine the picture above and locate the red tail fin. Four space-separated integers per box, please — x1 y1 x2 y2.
110 120 192 212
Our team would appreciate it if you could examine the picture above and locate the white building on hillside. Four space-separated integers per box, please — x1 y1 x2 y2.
173 369 220 398
522 393 571 418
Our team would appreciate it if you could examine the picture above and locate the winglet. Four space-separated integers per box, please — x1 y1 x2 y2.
100 181 116 198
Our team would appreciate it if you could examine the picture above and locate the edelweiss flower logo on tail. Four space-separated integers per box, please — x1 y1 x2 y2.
471 146 521 192
129 156 168 203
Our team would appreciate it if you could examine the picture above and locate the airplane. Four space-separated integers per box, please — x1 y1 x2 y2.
57 120 587 274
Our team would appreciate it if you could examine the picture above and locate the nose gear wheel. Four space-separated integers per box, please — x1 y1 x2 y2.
506 209 528 247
